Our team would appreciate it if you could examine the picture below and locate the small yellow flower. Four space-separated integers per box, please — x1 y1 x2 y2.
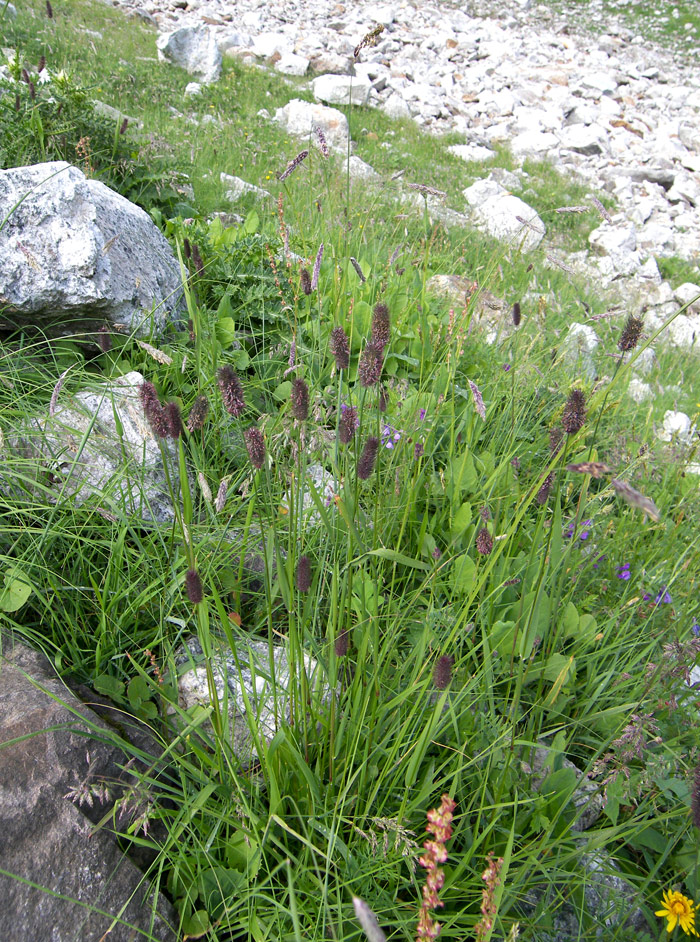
656 890 699 936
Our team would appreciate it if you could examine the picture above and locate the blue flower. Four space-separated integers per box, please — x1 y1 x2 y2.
644 586 672 604
381 424 402 450
616 563 631 580
692 622 700 637
565 519 592 541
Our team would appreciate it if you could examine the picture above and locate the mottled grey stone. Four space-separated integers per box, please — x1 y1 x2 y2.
0 162 184 338
0 630 176 942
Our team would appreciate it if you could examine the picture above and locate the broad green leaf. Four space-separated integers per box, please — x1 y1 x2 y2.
452 553 476 596
0 568 33 612
562 601 579 639
93 674 125 701
451 501 472 537
216 316 236 347
182 909 211 939
274 380 292 401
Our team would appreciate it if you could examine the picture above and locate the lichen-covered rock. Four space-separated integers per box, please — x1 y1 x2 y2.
0 162 184 337
174 635 330 763
7 371 178 523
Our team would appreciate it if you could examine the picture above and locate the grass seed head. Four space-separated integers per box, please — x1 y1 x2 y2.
562 388 587 434
357 435 379 479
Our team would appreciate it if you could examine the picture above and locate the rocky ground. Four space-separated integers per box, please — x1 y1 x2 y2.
105 0 699 355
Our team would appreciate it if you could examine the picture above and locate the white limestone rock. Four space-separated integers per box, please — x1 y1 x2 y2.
184 82 202 97
174 635 330 763
448 144 495 163
560 323 600 381
0 162 183 337
220 173 270 201
463 180 545 252
657 410 695 443
275 53 309 76
273 99 350 153
312 74 371 106
347 155 380 180
7 372 178 523
675 283 700 313
156 26 222 84
627 377 653 402
252 32 293 58
382 93 411 119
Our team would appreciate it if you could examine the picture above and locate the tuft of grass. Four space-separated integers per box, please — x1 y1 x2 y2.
2 1 700 940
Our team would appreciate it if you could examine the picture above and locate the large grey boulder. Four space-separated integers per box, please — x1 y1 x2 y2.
9 370 178 523
156 25 222 83
273 99 350 153
0 631 176 942
0 162 183 337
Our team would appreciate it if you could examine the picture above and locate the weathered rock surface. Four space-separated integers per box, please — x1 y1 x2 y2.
0 162 183 338
0 630 176 942
174 635 329 763
273 98 350 153
8 370 178 523
464 178 546 253
156 25 222 83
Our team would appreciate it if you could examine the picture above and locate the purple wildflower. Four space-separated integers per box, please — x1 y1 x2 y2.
616 563 631 581
381 425 402 450
692 622 700 637
643 586 673 605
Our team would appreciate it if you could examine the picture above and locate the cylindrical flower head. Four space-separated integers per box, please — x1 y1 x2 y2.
295 555 312 592
370 302 390 350
185 568 203 604
562 388 587 434
334 629 349 657
358 341 383 388
187 394 209 433
475 528 493 556
357 435 379 480
339 405 358 444
218 365 246 417
244 425 266 470
291 377 309 421
618 315 643 352
139 381 169 438
300 268 312 296
512 301 521 326
378 387 388 413
329 326 350 370
433 655 454 690
166 402 183 439
536 471 554 504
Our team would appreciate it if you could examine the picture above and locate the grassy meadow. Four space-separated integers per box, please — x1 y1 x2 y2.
2 0 700 940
